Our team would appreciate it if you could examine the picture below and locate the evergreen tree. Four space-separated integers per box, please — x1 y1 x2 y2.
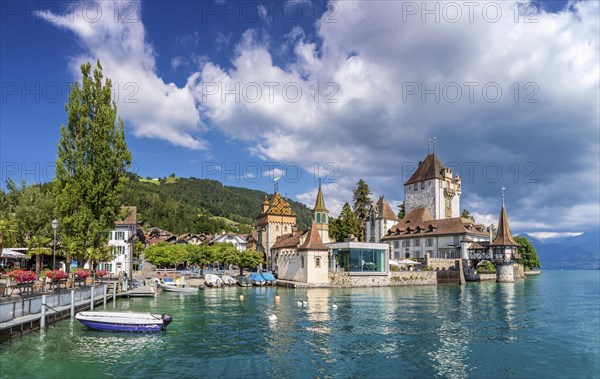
330 203 360 242
397 202 406 219
53 61 132 267
461 209 475 221
352 179 372 241
514 236 541 270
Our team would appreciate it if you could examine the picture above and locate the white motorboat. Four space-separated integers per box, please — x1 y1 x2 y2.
221 275 237 285
159 282 201 293
75 311 172 332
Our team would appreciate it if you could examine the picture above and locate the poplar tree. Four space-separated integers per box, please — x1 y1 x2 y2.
53 60 131 268
352 179 372 241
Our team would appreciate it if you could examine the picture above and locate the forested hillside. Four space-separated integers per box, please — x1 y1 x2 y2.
121 174 312 234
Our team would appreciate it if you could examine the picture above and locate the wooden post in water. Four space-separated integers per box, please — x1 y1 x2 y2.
70 289 75 318
40 295 47 329
90 286 95 311
112 282 117 308
103 284 107 307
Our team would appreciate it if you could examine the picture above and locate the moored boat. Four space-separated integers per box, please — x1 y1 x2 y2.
221 275 237 285
236 275 253 287
249 273 266 286
75 311 172 332
260 272 276 285
159 282 201 293
204 274 224 287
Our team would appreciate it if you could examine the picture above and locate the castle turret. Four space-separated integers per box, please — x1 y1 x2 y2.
404 153 461 220
313 182 330 243
491 190 520 283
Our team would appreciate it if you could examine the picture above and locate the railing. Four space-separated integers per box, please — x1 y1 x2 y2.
0 278 107 298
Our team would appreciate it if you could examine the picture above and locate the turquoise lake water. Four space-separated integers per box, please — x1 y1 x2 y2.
0 271 598 378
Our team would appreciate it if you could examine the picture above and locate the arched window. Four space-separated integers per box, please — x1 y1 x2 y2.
323 214 327 223
316 213 321 223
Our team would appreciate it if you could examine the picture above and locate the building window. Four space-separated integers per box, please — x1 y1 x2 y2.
454 236 460 247
316 213 321 223
415 239 420 247
276 225 279 231
315 257 321 268
284 226 288 232
323 214 327 223
115 232 125 240
301 256 304 269
108 232 113 240
421 182 425 189
413 184 417 191
394 241 399 248
426 238 433 247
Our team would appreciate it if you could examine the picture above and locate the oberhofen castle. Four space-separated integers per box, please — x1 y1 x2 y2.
256 150 522 287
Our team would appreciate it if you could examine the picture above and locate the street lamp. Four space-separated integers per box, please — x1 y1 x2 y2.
51 219 58 270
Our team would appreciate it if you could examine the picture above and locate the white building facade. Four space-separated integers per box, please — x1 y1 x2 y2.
99 206 137 276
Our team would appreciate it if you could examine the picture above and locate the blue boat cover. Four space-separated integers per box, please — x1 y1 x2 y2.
261 273 276 282
162 277 174 283
249 273 264 281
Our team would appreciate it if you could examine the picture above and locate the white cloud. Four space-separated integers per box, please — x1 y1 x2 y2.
36 0 207 150
528 232 583 240
193 1 599 233
39 0 599 233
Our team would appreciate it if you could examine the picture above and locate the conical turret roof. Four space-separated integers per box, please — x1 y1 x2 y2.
313 182 327 212
491 207 519 247
298 223 329 250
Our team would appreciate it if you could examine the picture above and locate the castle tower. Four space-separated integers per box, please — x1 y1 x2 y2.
491 190 520 283
404 153 461 220
313 182 330 243
366 196 399 242
256 192 297 270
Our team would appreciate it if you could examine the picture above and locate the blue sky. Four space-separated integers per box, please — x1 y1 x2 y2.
1 0 598 239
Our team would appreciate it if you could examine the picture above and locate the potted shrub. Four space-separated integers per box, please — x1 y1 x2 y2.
74 269 90 286
46 270 67 290
96 270 109 282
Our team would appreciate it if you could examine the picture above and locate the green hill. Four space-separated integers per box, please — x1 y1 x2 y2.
121 174 312 234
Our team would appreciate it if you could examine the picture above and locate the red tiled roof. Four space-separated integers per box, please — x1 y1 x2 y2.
115 206 137 225
271 230 305 250
491 207 520 247
382 207 487 240
375 196 399 221
405 154 445 185
298 223 329 250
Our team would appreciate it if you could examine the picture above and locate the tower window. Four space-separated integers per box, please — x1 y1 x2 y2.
315 257 321 268
316 213 321 223
323 214 327 223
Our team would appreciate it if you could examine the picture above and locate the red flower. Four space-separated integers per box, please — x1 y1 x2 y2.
96 270 109 278
74 269 90 279
8 270 37 283
46 270 67 280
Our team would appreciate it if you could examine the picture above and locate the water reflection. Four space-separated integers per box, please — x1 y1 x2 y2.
1 273 598 378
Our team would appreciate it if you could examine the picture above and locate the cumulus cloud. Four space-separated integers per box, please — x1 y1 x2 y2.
39 0 599 233
193 1 599 233
36 0 207 150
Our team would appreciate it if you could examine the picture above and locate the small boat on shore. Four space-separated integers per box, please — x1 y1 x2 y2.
249 273 266 286
205 274 224 288
221 275 237 285
261 272 276 285
236 275 253 287
75 311 172 332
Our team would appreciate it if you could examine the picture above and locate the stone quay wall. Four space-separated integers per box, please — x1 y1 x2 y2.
327 271 437 287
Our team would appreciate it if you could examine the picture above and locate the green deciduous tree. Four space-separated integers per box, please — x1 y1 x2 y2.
514 236 541 270
231 247 264 275
53 61 131 268
352 179 372 241
330 202 360 242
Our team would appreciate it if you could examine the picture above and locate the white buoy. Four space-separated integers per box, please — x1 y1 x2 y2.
268 314 277 321
297 300 303 306
302 301 308 307
240 295 244 301
332 304 338 309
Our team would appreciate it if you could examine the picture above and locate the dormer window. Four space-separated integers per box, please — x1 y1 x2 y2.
414 184 417 191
